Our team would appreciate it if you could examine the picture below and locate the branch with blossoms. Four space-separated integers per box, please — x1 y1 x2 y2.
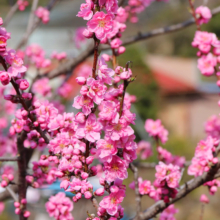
47 5 220 80
0 0 220 220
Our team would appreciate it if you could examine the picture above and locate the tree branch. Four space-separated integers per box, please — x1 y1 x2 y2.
138 164 220 220
130 163 141 220
4 2 19 27
16 0 60 50
0 157 19 162
6 185 18 202
46 5 220 81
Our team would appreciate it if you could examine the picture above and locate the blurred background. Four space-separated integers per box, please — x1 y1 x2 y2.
0 0 220 219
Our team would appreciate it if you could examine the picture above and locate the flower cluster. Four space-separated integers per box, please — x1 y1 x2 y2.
136 140 152 160
191 6 220 80
188 136 219 177
195 6 212 25
0 173 14 187
25 44 51 68
204 179 220 195
129 177 157 198
154 162 181 203
17 0 29 11
159 204 178 220
14 199 30 218
35 7 50 24
45 192 74 220
145 119 168 144
157 146 185 168
205 115 220 139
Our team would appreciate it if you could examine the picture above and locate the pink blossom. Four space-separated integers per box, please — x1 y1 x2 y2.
73 95 94 115
77 0 94 20
145 119 168 144
45 192 74 220
96 138 118 161
192 31 215 53
35 7 50 24
51 51 67 60
57 82 72 98
87 12 113 40
99 0 118 13
195 6 212 25
0 202 5 214
155 162 181 189
16 79 29 90
74 27 86 48
85 78 107 104
95 188 105 196
17 0 29 11
0 71 10 85
32 78 51 96
99 189 125 215
103 155 128 182
97 57 114 85
205 115 220 139
200 194 209 204
136 140 152 159
77 113 102 142
110 38 122 49
159 204 178 220
198 53 217 76
98 100 119 122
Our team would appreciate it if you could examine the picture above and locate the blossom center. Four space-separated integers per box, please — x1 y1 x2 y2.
114 124 122 131
99 20 106 28
105 143 113 149
86 125 93 132
112 164 119 171
111 197 117 204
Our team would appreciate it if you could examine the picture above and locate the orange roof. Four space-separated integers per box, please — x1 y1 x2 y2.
153 71 196 95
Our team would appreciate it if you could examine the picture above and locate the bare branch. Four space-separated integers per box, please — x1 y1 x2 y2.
0 157 19 162
120 6 220 47
48 43 94 79
130 163 141 220
6 186 18 202
4 3 19 27
26 0 39 36
136 160 192 169
16 0 60 50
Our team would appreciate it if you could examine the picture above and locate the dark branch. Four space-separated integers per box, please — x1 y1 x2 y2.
0 157 19 162
46 6 220 81
138 164 220 220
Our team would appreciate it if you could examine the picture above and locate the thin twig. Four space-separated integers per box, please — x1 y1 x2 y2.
26 0 39 36
188 0 201 30
92 37 100 79
4 2 19 27
16 0 60 49
130 163 141 220
0 157 19 162
6 185 18 202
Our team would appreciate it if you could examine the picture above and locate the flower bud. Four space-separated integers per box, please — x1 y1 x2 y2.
81 172 89 179
23 211 30 218
200 194 209 204
84 191 92 199
75 112 86 123
76 77 86 85
86 156 94 165
94 188 105 196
